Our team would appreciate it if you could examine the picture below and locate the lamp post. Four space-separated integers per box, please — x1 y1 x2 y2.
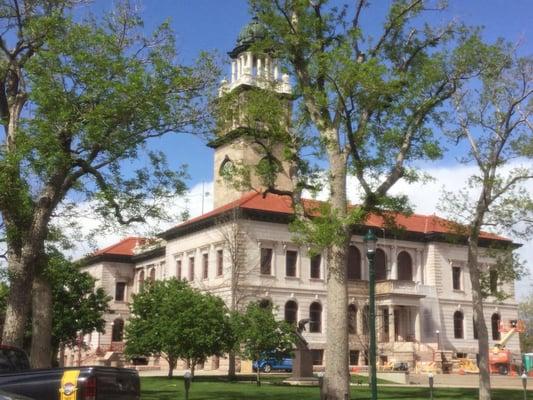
364 229 378 400
435 330 440 351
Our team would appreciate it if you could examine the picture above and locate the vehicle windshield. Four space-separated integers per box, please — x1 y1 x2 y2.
0 348 30 373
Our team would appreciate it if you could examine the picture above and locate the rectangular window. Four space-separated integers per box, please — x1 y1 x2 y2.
115 282 126 302
203 253 209 279
217 250 224 276
349 350 359 366
310 254 321 279
189 257 195 281
452 266 461 290
311 349 324 366
176 260 182 279
260 248 273 275
489 269 498 294
285 250 298 277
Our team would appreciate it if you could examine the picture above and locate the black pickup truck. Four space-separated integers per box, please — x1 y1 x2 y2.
0 345 140 400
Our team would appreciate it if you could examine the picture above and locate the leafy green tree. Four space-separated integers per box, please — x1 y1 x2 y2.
47 251 110 365
441 50 532 399
220 1 490 397
236 302 296 386
125 279 233 378
0 0 216 350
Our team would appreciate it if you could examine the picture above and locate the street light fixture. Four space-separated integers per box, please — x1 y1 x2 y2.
364 229 378 400
435 330 440 350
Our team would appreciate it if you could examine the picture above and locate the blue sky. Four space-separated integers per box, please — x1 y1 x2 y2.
97 0 533 189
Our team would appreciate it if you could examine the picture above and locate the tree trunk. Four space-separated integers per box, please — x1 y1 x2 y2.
256 366 261 386
167 356 176 378
323 148 350 400
2 254 34 347
191 361 196 378
30 273 53 368
228 351 236 379
469 239 491 400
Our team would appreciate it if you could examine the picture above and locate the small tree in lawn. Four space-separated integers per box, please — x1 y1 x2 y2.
125 279 233 378
46 251 110 367
238 302 297 386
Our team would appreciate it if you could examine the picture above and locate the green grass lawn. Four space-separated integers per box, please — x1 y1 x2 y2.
141 376 527 400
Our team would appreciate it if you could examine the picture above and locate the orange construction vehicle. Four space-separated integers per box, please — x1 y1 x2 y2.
489 319 525 375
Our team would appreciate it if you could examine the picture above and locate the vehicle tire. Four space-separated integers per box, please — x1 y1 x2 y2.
263 364 272 373
498 364 509 375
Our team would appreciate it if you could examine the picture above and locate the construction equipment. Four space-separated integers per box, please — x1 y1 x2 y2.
489 319 525 375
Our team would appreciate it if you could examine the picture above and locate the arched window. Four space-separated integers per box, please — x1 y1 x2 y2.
309 302 322 333
219 157 234 176
453 311 464 339
149 267 156 282
138 270 145 292
285 301 298 325
491 313 501 340
259 299 272 309
397 251 413 281
347 246 361 280
348 304 357 334
375 249 387 281
112 318 124 342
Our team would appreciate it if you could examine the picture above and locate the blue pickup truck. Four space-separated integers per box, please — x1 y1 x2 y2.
253 357 293 373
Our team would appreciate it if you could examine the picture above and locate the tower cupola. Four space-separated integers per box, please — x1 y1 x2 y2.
219 17 291 96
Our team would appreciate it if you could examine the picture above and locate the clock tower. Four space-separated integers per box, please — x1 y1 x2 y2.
209 18 293 208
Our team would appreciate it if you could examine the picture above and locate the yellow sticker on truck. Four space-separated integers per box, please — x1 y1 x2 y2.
59 370 80 400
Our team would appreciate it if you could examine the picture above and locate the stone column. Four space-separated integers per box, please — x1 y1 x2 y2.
388 306 395 343
416 249 423 283
231 61 236 82
246 52 253 75
356 306 364 336
257 57 262 77
274 63 279 80
390 246 398 280
414 307 421 342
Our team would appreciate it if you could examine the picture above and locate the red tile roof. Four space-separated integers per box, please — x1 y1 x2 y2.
96 192 510 256
174 192 509 241
93 236 145 256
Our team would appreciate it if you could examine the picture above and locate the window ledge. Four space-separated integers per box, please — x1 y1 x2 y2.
453 289 465 294
309 278 324 282
285 276 300 280
260 274 276 279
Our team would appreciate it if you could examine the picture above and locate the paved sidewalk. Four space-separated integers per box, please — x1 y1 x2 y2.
138 368 532 391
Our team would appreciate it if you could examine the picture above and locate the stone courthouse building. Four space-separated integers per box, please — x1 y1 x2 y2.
70 20 520 370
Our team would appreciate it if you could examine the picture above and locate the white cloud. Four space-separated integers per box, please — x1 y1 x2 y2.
56 181 214 261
